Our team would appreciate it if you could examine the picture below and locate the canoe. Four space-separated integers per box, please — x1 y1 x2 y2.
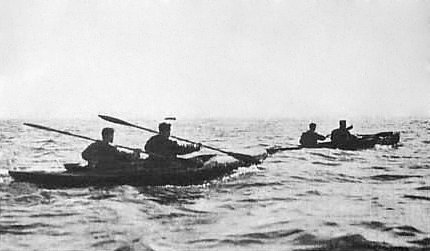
267 132 400 154
8 154 267 188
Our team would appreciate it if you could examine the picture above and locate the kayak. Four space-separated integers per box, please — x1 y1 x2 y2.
8 154 267 188
267 132 400 154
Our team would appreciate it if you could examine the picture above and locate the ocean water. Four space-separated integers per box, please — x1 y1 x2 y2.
0 118 429 251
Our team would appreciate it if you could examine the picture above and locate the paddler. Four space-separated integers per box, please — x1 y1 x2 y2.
144 122 202 160
82 127 140 168
330 120 357 148
299 122 326 147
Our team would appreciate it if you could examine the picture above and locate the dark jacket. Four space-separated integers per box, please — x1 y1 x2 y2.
300 130 326 147
330 128 356 147
82 141 133 167
144 135 199 160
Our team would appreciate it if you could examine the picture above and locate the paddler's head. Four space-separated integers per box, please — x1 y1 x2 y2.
158 122 171 138
309 123 316 131
339 120 347 129
101 127 114 143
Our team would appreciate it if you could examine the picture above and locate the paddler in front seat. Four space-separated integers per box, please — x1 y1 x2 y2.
299 122 326 147
330 120 357 148
144 122 202 160
82 127 139 168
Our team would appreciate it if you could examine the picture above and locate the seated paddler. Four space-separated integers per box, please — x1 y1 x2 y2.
330 120 357 148
299 122 326 147
82 127 139 168
144 122 202 160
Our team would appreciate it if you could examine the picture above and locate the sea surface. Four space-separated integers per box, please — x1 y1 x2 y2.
0 118 429 251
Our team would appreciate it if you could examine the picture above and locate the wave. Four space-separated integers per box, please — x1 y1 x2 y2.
0 223 53 235
290 176 329 183
369 166 391 171
223 181 284 190
189 229 303 246
416 186 430 190
310 152 338 160
228 228 303 240
369 174 422 181
403 195 430 201
293 233 429 251
408 164 430 169
408 238 430 247
356 221 424 237
311 161 341 166
237 197 297 203
113 242 155 251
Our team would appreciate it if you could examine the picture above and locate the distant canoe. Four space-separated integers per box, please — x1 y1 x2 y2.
267 132 400 154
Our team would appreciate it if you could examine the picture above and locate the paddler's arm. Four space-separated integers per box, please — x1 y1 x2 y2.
116 149 140 160
170 140 202 156
316 133 326 141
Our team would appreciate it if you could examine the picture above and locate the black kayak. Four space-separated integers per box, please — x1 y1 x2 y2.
267 132 400 154
8 154 267 188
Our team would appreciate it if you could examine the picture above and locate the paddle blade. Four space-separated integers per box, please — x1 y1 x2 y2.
266 146 303 154
227 152 263 165
98 115 134 126
266 147 279 155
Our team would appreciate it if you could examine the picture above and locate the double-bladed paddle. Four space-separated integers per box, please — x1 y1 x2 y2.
23 123 144 154
98 115 261 164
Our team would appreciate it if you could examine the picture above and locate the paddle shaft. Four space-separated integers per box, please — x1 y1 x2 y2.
99 115 245 156
23 123 141 153
98 115 260 163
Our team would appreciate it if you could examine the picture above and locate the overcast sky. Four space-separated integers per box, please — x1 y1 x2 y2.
1 0 429 120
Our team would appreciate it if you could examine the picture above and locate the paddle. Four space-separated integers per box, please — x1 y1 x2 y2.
98 115 261 164
23 123 144 154
266 146 303 155
357 131 393 138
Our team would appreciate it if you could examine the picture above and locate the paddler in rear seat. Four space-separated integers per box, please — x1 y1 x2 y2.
299 122 326 147
330 120 357 148
82 127 140 168
145 122 202 160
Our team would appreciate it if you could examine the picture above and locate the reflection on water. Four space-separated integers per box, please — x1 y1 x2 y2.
0 118 429 251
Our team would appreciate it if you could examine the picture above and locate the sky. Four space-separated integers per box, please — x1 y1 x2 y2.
1 0 429 120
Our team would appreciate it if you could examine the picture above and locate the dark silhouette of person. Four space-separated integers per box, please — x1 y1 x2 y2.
144 122 201 160
299 123 326 147
82 127 139 168
330 120 357 148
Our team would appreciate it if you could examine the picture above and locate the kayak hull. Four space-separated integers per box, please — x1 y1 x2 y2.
8 154 266 188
